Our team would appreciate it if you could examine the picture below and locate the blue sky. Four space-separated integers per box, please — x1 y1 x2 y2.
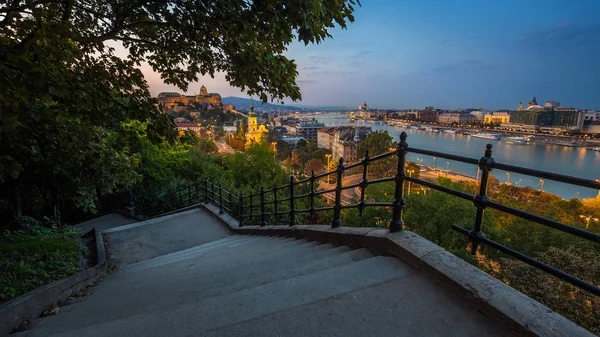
147 0 600 110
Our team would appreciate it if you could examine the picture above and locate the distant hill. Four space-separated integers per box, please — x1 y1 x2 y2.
222 97 347 112
222 97 305 112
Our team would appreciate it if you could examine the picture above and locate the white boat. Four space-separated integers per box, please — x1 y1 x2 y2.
443 129 457 134
409 126 419 130
503 136 530 144
471 132 501 140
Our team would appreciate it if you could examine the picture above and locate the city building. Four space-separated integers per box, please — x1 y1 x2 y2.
245 100 268 146
438 113 476 125
483 112 510 125
505 108 584 133
469 111 485 124
175 122 203 135
584 110 600 121
418 107 439 123
582 121 600 134
294 120 326 141
544 101 560 108
157 85 222 109
317 126 371 164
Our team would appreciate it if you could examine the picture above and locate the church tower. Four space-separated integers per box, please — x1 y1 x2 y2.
518 102 523 111
245 98 267 147
248 98 258 133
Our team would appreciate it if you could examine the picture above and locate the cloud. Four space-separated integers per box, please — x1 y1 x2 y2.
297 80 319 85
522 23 600 51
307 55 330 64
346 50 374 66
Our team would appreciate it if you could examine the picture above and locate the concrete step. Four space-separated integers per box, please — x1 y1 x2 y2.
102 245 366 301
37 248 377 330
26 256 413 337
105 236 316 279
115 235 301 276
118 235 286 273
102 239 332 288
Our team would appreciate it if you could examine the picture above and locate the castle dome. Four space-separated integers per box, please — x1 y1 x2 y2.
200 85 208 96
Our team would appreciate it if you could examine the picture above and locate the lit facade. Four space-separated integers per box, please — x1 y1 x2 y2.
484 112 510 125
157 85 222 109
245 101 268 146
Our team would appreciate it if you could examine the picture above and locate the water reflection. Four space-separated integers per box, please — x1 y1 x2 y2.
310 114 600 199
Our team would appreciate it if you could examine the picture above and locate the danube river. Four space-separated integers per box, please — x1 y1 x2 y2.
308 114 600 200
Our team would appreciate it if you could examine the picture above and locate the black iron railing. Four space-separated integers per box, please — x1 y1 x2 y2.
132 132 600 297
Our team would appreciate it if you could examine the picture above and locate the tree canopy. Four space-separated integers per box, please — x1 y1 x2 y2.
1 0 359 102
0 0 360 224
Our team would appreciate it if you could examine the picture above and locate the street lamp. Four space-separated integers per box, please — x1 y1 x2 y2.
596 179 600 197
446 161 450 176
433 157 437 171
579 215 599 229
407 169 414 195
539 179 545 192
516 179 522 187
506 172 511 185
325 154 332 184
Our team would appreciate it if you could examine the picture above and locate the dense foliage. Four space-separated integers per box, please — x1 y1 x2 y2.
0 217 81 302
1 0 359 225
0 0 359 301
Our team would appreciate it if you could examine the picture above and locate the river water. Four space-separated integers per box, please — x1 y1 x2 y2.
307 114 600 199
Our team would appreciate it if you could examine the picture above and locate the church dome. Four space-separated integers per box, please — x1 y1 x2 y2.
528 96 538 106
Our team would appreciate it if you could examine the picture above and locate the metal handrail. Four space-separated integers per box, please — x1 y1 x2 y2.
132 132 600 297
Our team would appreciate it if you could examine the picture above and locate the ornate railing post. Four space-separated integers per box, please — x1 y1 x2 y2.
127 189 136 218
249 193 253 220
309 170 315 221
331 157 344 228
212 182 216 205
218 183 224 214
470 144 495 254
359 150 369 216
187 183 191 206
289 175 296 226
389 132 408 232
239 192 244 227
273 184 278 216
128 189 134 208
260 186 266 226
204 178 208 204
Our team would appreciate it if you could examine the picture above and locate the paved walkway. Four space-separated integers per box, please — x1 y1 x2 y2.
73 213 137 233
103 208 230 265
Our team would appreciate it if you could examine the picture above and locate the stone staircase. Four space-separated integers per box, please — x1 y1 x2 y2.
18 223 510 336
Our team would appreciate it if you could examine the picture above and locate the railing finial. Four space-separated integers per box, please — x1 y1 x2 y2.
400 131 408 143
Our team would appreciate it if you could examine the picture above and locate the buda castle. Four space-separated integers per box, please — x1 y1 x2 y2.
157 85 222 109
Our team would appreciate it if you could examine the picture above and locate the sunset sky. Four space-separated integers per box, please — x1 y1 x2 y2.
144 0 600 110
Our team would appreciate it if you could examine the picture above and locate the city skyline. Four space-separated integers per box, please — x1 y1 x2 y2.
145 0 600 110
